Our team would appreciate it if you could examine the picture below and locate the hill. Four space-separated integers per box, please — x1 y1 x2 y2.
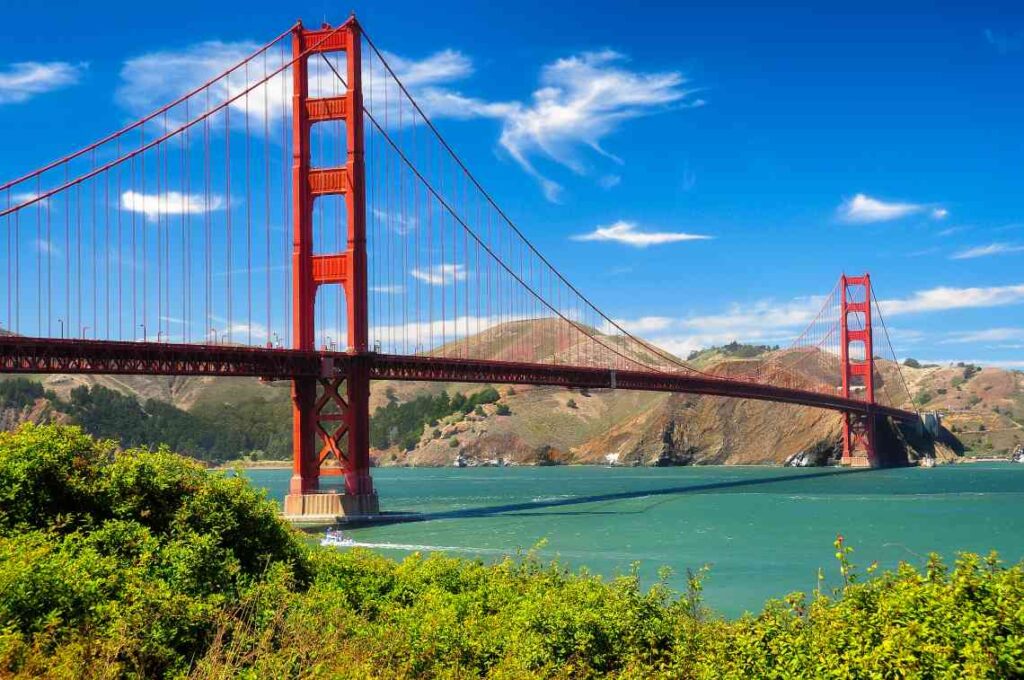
1 324 1006 465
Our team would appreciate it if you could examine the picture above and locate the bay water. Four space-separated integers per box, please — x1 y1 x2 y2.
245 464 1024 617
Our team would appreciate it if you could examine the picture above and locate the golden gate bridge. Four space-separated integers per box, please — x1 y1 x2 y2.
0 17 919 518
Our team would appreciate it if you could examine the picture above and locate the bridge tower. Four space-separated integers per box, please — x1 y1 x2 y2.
839 273 876 467
284 17 379 518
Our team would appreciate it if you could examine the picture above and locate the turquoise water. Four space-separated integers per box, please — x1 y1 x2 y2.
246 464 1024 617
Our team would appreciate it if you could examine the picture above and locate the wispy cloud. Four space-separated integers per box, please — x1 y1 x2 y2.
616 316 675 333
398 49 700 201
837 193 946 224
912 358 1024 370
117 40 297 125
984 29 1024 55
117 39 696 202
34 239 59 256
497 51 699 201
879 283 1024 315
612 297 823 357
370 284 407 294
0 61 86 105
571 220 711 247
941 328 1024 344
950 242 1024 260
118 40 485 130
121 190 224 221
612 283 1024 357
410 263 467 286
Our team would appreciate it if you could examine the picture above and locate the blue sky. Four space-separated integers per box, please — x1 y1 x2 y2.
1 0 1023 366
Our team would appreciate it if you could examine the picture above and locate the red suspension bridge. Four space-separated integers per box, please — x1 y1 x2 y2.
0 18 919 517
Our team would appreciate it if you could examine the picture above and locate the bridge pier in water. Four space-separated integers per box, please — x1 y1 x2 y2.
840 274 877 468
283 18 378 520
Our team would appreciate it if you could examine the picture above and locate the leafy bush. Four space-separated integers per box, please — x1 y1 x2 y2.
496 403 512 416
0 424 308 677
2 426 1024 678
903 357 922 368
566 398 578 409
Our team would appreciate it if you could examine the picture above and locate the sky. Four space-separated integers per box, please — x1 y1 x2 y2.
1 0 1023 367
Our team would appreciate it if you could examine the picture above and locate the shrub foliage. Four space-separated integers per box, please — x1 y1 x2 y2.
1 424 1023 678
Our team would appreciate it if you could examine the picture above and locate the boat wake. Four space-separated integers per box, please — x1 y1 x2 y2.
341 541 510 555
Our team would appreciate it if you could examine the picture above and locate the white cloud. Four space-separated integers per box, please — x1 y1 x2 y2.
879 283 1024 315
121 190 223 221
386 49 699 201
837 193 944 224
610 283 1024 358
117 40 696 201
410 263 467 285
0 61 86 105
34 239 59 256
950 242 1024 260
615 316 674 333
496 51 698 201
571 220 711 247
10 192 49 209
598 174 621 189
117 41 295 126
610 297 822 357
941 328 1024 344
370 284 406 294
913 358 1024 370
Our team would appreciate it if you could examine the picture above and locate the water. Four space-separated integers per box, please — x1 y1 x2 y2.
245 464 1024 617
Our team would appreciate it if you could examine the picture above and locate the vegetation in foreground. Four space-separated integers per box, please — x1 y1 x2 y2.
1 425 1023 679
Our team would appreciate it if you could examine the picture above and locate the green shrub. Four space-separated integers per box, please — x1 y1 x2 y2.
3 425 1024 678
0 424 309 677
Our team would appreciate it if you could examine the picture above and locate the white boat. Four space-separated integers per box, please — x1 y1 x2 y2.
320 529 355 547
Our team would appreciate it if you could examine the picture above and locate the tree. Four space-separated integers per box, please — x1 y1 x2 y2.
903 358 922 369
496 404 511 416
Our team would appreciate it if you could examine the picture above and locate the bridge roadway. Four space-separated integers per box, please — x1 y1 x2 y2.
0 336 917 423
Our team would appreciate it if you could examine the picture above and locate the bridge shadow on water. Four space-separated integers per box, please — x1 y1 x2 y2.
358 467 876 527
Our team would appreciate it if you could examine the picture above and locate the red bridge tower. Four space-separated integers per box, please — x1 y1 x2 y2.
283 18 379 518
839 273 877 467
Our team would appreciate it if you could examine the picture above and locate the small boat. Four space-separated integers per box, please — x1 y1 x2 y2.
320 529 355 547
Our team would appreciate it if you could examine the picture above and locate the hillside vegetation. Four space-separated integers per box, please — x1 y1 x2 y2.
0 425 1022 678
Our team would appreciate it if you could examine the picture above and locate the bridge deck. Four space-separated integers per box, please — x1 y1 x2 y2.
0 337 917 422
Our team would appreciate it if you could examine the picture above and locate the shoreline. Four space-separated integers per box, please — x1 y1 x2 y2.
213 460 292 470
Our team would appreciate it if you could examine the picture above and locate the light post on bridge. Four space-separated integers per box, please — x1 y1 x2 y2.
81 326 90 339
138 323 146 342
57 318 64 339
